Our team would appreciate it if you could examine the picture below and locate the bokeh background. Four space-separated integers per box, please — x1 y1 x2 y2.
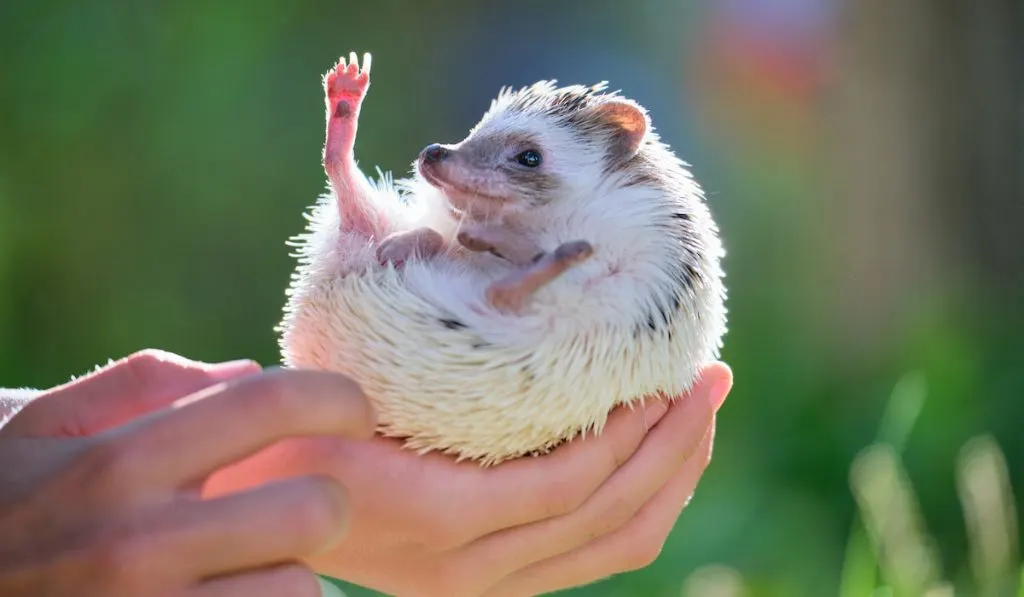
2 0 1022 595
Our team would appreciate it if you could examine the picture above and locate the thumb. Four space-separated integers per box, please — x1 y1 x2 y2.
4 349 261 437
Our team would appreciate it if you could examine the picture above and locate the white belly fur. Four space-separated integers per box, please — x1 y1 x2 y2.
278 181 727 466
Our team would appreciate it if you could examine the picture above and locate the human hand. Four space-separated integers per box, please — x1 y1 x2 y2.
0 350 376 597
206 362 733 597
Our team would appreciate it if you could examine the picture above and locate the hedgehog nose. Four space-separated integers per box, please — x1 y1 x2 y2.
421 143 450 163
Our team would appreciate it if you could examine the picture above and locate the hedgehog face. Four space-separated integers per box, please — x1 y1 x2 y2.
416 81 651 220
416 114 572 219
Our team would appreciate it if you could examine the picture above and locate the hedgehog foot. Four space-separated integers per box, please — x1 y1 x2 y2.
485 240 594 313
377 227 445 267
323 52 378 237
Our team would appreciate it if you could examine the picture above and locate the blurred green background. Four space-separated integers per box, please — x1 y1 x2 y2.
2 0 1022 595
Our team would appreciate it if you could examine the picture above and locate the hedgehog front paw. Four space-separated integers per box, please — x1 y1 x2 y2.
377 227 445 267
485 240 595 313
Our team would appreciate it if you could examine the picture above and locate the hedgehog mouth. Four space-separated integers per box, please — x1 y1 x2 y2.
419 163 508 213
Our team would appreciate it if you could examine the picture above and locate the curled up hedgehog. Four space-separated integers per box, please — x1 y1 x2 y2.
277 52 728 466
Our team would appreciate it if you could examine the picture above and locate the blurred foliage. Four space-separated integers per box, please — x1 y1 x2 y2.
1 0 1021 595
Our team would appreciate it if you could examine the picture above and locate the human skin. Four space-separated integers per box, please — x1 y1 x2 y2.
0 350 375 597
207 363 732 596
0 350 732 597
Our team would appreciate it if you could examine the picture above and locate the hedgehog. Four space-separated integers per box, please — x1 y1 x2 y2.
277 52 727 466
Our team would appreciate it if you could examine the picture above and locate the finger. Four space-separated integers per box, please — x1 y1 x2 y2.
149 475 350 580
98 369 375 490
224 392 670 553
443 362 731 538
328 396 667 549
185 563 324 597
7 349 261 437
205 365 730 555
483 423 717 597
459 370 723 580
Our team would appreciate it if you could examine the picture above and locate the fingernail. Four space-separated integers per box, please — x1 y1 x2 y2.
207 359 261 379
644 399 670 429
316 577 347 597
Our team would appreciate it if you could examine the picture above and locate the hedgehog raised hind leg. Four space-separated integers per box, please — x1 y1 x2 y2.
322 52 383 238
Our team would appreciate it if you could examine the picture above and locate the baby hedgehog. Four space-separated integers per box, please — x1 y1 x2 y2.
278 52 727 466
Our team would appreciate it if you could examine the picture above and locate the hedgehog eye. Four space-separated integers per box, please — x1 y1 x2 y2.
515 150 542 168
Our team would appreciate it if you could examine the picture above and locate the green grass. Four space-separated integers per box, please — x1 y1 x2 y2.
682 372 1021 597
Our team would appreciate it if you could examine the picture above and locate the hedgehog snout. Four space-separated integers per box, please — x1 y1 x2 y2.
420 143 451 163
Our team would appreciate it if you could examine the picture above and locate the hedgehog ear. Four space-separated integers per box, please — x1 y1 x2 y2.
591 99 650 157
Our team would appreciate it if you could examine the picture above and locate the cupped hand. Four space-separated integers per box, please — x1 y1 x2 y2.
0 350 376 597
206 362 733 597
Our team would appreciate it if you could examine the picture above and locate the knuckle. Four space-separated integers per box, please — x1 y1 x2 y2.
617 524 669 572
128 348 168 365
597 495 639 535
605 431 636 472
541 475 590 518
122 350 176 387
620 543 664 573
87 527 158 592
77 439 144 489
291 476 349 538
245 371 302 423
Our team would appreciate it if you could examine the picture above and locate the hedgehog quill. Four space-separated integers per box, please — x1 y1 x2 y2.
278 52 728 466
